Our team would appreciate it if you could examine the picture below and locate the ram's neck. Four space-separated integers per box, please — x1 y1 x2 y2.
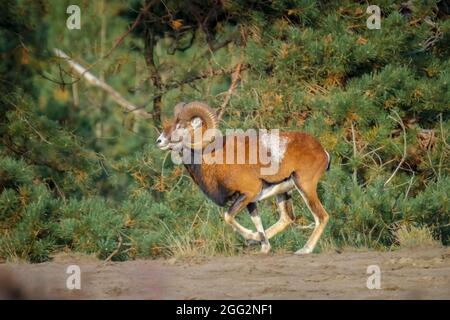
183 151 228 207
184 162 206 192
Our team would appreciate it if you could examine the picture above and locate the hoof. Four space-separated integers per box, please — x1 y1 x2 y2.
294 247 313 255
260 242 271 254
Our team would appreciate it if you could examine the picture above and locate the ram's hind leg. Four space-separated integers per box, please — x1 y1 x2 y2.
224 194 261 242
293 174 329 255
247 203 270 253
265 193 295 239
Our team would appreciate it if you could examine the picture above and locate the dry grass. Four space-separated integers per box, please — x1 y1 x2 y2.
159 214 239 259
393 224 441 249
319 237 373 253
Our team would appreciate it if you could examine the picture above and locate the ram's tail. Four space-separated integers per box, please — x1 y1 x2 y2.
325 150 331 171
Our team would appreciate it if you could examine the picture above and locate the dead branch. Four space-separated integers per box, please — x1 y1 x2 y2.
351 121 358 184
54 48 152 119
102 0 157 59
103 234 123 265
168 64 247 93
384 110 407 187
217 63 242 121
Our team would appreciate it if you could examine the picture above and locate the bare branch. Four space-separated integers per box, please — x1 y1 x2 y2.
351 121 358 184
384 110 407 187
103 234 123 265
54 48 152 119
102 0 157 59
217 63 242 121
132 63 249 103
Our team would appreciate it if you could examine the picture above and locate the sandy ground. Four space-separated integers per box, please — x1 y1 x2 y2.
1 247 450 299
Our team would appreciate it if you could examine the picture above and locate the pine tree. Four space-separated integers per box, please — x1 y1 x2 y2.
1 0 449 262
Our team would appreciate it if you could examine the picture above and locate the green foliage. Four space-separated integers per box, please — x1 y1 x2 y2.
319 168 449 248
1 0 449 262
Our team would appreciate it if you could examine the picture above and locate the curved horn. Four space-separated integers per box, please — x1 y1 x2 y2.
173 102 186 118
178 101 218 150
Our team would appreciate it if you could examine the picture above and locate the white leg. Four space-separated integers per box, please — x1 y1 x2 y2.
250 214 271 253
265 193 295 239
224 213 262 241
293 184 328 255
224 194 262 242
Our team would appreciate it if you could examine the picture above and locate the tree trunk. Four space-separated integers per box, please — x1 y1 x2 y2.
143 4 162 125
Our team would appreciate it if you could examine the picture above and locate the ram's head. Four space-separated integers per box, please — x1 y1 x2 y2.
156 101 218 151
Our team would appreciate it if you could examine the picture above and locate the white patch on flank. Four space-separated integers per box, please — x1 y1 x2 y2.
260 132 288 163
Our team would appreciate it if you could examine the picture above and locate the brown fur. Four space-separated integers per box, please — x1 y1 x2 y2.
181 132 329 209
159 103 330 253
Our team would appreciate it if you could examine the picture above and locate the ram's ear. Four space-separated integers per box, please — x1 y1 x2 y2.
190 117 203 130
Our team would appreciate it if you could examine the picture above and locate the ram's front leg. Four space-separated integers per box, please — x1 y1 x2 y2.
247 202 271 253
224 194 261 242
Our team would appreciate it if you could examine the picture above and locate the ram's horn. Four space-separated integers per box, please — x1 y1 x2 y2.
173 102 186 118
177 101 218 150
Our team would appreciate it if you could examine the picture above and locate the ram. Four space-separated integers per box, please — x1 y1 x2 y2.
156 101 331 254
